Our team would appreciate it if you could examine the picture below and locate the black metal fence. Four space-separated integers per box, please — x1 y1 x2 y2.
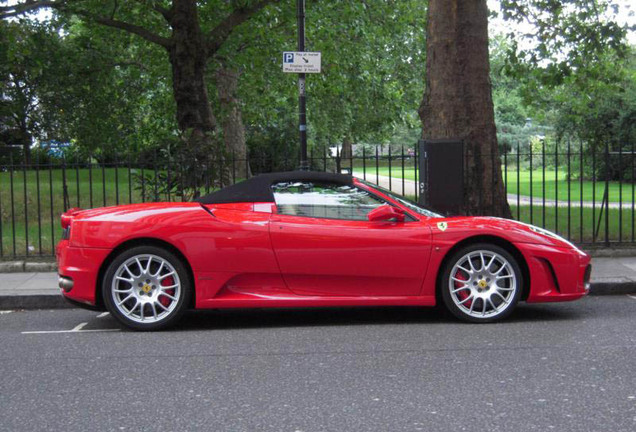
0 141 633 259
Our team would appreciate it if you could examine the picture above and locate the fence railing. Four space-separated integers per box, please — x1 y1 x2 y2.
0 141 633 258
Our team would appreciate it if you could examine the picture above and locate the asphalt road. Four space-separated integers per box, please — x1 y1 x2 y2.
1 297 636 432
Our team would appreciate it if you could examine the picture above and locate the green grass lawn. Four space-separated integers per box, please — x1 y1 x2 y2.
510 204 635 244
503 168 635 204
353 165 636 204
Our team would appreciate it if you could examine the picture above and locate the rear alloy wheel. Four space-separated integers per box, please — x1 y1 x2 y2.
440 244 522 323
103 246 191 331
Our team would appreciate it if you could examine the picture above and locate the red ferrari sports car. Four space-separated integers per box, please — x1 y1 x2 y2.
56 171 591 330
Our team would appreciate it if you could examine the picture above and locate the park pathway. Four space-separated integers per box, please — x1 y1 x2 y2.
353 172 627 209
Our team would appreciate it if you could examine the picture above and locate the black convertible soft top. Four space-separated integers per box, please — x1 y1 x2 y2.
195 171 354 204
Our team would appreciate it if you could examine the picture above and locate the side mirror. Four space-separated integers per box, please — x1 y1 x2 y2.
367 205 405 222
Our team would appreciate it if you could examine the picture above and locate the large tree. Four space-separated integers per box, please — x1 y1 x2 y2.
1 0 276 159
420 0 630 217
419 0 509 216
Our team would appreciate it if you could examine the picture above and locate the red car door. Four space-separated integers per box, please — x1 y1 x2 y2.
269 181 432 297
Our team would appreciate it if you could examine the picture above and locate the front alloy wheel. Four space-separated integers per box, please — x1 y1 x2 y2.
103 246 191 331
441 244 522 323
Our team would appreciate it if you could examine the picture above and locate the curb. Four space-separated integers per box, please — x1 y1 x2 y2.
0 282 634 311
0 294 73 310
589 281 636 296
0 261 57 273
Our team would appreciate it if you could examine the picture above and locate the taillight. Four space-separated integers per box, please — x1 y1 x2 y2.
61 208 82 229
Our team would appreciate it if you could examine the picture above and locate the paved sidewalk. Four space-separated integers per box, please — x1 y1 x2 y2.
0 257 635 309
0 272 67 309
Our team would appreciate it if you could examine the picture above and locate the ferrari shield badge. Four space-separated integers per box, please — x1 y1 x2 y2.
437 222 448 231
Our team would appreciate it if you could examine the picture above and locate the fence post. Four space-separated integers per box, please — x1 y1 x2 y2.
529 140 533 225
114 153 120 205
101 157 106 207
592 146 596 243
62 154 69 212
22 153 28 256
153 149 159 201
579 140 583 243
605 142 610 246
48 154 54 253
375 145 379 185
619 144 623 242
35 151 41 255
554 141 558 233
567 138 571 240
516 142 520 221
362 146 366 180
542 139 546 227
503 147 507 217
401 145 405 196
388 146 392 191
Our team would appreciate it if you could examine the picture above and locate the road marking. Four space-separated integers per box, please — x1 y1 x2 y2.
22 321 120 334
22 328 120 334
0 310 13 315
72 322 88 331
96 312 110 318
628 294 636 300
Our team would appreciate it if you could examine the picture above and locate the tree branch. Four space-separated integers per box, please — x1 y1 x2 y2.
88 14 172 48
151 3 173 22
134 0 173 22
0 0 64 19
207 0 277 55
1 1 171 49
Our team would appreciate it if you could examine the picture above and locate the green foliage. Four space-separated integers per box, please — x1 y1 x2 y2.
490 3 635 182
498 0 631 87
219 0 427 153
0 15 176 162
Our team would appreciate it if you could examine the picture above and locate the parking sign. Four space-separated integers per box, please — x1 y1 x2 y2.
282 52 321 73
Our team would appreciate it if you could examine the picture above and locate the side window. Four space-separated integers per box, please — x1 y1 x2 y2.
271 181 386 221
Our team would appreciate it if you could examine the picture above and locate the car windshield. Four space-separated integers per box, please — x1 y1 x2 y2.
359 179 442 218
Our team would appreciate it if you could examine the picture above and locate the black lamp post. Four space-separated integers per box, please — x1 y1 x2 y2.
297 0 308 170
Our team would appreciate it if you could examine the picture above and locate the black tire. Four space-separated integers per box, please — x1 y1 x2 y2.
440 243 523 323
102 245 192 331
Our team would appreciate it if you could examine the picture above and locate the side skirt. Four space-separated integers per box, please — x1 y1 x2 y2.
195 295 436 310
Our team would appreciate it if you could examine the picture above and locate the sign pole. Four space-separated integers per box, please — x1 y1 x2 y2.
297 0 308 170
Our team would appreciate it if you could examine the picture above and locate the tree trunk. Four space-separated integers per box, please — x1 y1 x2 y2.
168 0 216 143
215 66 250 178
418 0 511 217
341 136 353 160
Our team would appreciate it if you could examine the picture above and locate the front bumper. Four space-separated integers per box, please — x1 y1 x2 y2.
56 240 111 308
516 242 592 303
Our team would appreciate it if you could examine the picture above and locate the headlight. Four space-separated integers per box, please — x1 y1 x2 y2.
528 225 561 239
527 224 582 252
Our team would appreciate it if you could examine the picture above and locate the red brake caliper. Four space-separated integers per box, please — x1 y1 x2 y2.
454 270 472 307
159 276 175 308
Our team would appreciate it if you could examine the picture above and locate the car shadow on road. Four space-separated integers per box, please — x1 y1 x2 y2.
168 303 584 332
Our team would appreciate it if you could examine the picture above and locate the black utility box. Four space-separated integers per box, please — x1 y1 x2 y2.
418 139 464 215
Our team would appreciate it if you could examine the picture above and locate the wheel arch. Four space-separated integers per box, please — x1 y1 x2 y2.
435 235 531 303
95 237 196 310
